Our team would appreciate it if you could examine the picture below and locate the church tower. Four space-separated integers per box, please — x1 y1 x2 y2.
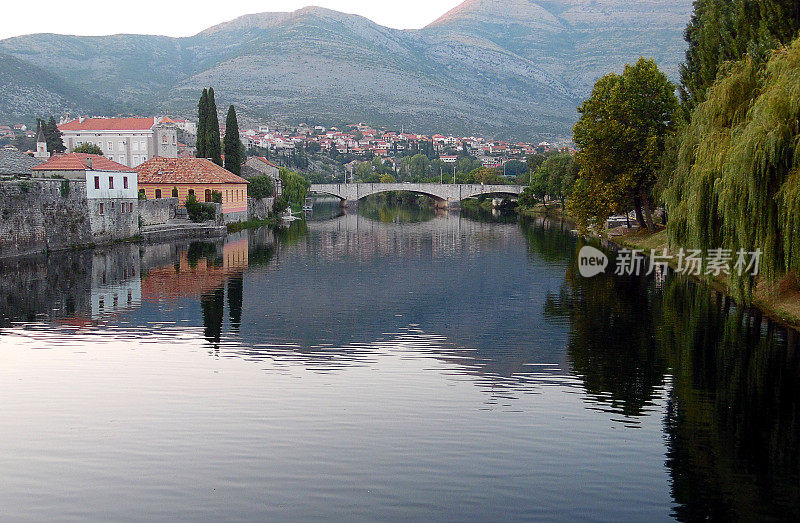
34 126 50 159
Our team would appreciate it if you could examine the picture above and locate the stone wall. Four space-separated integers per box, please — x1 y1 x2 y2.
0 179 93 258
0 179 141 259
86 198 139 243
247 197 273 221
140 197 178 226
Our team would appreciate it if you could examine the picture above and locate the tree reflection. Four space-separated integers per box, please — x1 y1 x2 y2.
227 275 243 330
543 240 668 417
659 279 800 520
201 287 225 346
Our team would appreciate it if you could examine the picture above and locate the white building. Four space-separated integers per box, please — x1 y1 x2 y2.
58 117 179 167
31 153 139 239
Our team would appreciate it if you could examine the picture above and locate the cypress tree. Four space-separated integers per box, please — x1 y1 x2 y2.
679 0 800 110
205 88 222 166
223 105 243 176
44 115 65 153
196 88 208 158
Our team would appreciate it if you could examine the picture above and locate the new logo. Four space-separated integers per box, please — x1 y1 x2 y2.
578 246 609 278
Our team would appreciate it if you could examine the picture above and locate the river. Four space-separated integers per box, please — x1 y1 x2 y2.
0 204 798 520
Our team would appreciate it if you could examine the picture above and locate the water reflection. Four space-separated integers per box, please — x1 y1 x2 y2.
1 204 799 519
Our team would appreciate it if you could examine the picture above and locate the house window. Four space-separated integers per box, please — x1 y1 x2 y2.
129 203 133 212
132 155 139 165
141 156 147 162
108 142 113 151
172 187 178 198
118 141 124 150
123 176 128 189
108 177 114 189
132 141 139 151
188 189 195 197
119 156 126 166
155 189 162 199
205 189 212 202
94 176 100 189
99 203 104 215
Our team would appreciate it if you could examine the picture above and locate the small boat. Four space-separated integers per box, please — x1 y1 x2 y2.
302 197 314 212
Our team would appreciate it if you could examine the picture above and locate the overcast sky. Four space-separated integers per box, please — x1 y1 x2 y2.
1 0 466 40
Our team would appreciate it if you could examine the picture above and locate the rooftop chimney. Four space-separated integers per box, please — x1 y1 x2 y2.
86 157 93 170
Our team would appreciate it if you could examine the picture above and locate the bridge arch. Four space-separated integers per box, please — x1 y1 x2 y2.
309 183 525 208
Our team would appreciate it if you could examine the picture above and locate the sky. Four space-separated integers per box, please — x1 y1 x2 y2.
0 0 466 40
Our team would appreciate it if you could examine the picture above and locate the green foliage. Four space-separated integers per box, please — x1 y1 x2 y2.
38 116 65 154
205 88 222 166
138 189 146 200
354 161 375 181
72 143 103 155
248 175 274 199
185 193 217 222
469 167 505 184
223 105 243 175
273 195 290 214
665 38 800 299
680 0 800 109
380 173 396 183
570 58 678 231
60 180 70 198
211 190 223 204
534 153 578 207
503 160 527 177
408 153 430 179
279 167 311 205
196 88 208 158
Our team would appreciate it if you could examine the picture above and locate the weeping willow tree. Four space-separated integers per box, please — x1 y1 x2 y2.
665 37 800 299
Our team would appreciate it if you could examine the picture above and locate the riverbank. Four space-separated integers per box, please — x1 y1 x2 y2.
616 228 800 328
226 216 281 233
517 205 800 328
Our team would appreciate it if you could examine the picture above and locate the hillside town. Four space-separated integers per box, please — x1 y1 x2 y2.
0 115 572 176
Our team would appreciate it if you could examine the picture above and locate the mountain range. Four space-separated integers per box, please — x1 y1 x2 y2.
0 0 693 140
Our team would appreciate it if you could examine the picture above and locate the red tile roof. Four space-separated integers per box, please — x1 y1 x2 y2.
59 117 156 131
136 157 248 185
32 153 134 172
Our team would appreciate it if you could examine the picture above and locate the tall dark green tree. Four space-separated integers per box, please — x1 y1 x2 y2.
223 105 243 176
679 0 800 109
196 88 208 158
40 116 65 154
205 88 222 166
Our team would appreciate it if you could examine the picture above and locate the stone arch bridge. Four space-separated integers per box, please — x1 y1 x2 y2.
309 183 525 208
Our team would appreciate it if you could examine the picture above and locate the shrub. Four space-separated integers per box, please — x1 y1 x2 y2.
211 190 223 204
273 195 290 214
248 175 274 199
72 143 103 155
185 193 216 222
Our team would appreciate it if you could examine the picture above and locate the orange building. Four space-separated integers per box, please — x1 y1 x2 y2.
136 157 249 222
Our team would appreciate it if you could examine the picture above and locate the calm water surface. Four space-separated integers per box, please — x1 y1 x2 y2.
0 205 798 521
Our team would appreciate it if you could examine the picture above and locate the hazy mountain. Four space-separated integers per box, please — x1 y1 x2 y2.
0 0 693 140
